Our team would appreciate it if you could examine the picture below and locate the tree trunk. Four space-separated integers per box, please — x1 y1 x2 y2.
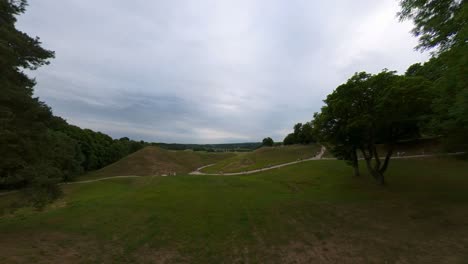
379 145 393 175
361 145 386 186
352 147 360 177
362 152 376 179
374 170 385 185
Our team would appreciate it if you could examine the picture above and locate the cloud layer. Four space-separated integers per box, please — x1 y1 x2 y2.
18 0 428 143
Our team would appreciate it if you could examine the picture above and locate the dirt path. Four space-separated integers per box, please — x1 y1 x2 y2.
0 176 144 197
0 148 464 196
189 145 327 176
189 148 466 176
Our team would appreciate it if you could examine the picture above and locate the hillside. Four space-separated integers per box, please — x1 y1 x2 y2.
1 157 467 262
82 146 235 179
200 144 321 173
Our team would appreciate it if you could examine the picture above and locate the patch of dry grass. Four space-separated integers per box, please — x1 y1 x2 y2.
82 146 235 180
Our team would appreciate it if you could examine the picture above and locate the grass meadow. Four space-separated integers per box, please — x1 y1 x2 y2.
1 156 467 263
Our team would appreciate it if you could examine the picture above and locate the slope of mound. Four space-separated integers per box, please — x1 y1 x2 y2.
83 147 235 179
200 144 321 173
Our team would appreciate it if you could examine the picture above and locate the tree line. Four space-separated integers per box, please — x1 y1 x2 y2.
0 0 147 206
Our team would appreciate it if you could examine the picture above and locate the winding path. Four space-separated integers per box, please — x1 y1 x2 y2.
0 148 464 196
189 145 327 176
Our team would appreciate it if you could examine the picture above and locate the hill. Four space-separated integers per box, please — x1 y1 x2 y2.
200 144 321 173
82 146 235 179
0 157 467 262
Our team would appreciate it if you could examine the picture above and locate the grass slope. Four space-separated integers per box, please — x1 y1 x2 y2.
1 157 467 263
201 144 321 173
83 146 235 179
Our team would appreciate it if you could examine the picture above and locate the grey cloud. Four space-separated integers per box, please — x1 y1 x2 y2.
18 0 428 143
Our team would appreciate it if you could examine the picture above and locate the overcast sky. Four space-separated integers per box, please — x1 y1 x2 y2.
17 0 428 143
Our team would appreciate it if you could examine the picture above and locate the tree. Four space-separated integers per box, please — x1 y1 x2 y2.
400 0 468 151
300 122 315 144
312 72 373 177
398 0 467 53
283 122 316 145
262 137 274 147
0 1 148 207
405 50 468 151
283 133 296 145
1 0 55 190
314 70 433 184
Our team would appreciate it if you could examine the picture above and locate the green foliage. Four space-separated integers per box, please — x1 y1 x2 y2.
0 1 148 206
404 44 468 151
399 0 468 151
262 137 274 147
283 122 316 145
283 133 296 145
313 70 433 183
1 0 55 192
398 0 467 53
21 162 63 209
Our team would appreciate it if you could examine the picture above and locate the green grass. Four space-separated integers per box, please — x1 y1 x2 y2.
0 157 467 263
81 146 235 180
201 144 321 173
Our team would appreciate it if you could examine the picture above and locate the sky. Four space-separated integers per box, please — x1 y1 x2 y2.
17 0 429 144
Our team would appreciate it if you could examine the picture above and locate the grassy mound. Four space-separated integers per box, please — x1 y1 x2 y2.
83 146 235 179
0 157 467 262
201 144 321 173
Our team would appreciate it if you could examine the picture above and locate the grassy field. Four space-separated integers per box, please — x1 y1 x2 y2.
82 146 235 180
200 144 321 173
0 156 467 263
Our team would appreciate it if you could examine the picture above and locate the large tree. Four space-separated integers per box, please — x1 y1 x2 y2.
314 71 433 184
0 0 56 188
312 72 373 177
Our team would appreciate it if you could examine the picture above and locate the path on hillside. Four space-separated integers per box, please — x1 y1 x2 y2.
0 149 464 196
0 176 145 196
0 148 326 197
189 145 327 176
190 148 466 176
